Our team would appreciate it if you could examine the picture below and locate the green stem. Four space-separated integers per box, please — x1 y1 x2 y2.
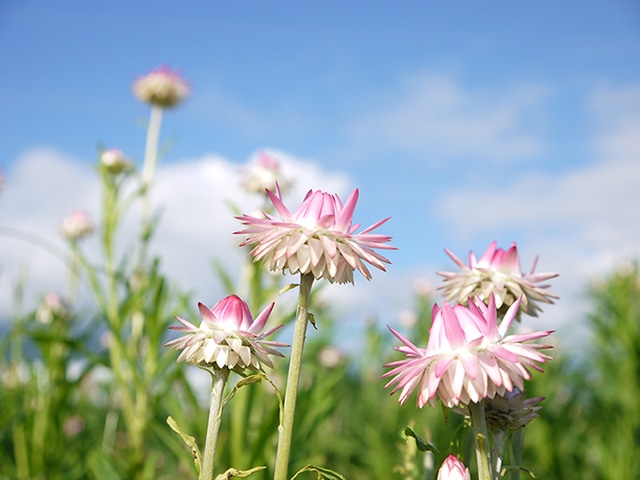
468 400 493 480
509 430 524 480
273 273 315 480
141 104 163 227
491 430 507 479
201 368 230 480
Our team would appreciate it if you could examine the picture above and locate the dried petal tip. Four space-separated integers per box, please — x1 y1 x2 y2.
437 455 470 480
165 294 287 373
133 65 189 108
437 241 559 318
235 185 396 284
383 294 553 408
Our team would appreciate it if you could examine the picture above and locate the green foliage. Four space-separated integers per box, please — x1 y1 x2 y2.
523 263 640 480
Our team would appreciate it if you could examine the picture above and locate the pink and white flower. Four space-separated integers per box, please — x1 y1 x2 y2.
241 151 290 195
60 210 94 241
437 455 470 480
235 184 395 284
383 294 553 408
437 241 558 317
133 65 189 108
165 295 286 372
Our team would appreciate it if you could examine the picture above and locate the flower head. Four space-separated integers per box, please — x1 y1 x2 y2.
437 455 470 480
235 184 395 284
100 149 132 175
383 294 553 408
241 151 291 195
165 294 287 373
60 210 94 241
133 65 189 108
437 241 558 318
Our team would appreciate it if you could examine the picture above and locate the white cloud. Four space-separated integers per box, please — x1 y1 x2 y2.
347 72 548 162
434 84 640 349
0 148 351 320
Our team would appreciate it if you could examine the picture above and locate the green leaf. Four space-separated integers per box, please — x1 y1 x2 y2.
278 283 299 295
291 464 348 479
87 449 121 480
401 427 440 455
214 466 266 479
166 416 202 474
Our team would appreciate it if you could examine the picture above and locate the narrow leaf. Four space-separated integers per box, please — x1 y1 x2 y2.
166 416 202 474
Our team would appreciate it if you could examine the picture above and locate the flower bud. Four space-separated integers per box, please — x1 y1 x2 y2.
437 455 470 480
133 66 189 108
60 210 94 241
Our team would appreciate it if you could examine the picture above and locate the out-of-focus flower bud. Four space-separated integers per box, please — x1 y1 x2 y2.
133 66 189 108
100 149 132 175
60 210 94 241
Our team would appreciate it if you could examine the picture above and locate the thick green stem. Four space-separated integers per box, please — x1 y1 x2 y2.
273 273 315 480
491 430 507 479
201 368 230 480
468 400 493 480
509 430 524 480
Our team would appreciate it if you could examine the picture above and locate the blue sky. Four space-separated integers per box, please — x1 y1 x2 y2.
1 1 640 347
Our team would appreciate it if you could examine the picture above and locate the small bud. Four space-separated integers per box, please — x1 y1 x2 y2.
35 292 70 324
240 151 291 195
100 149 132 175
437 455 470 480
60 210 94 241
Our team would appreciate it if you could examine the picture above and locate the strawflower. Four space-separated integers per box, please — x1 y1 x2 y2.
437 241 558 317
60 210 94 241
235 184 395 284
133 65 189 108
241 151 290 195
437 455 471 480
165 294 286 373
383 294 553 408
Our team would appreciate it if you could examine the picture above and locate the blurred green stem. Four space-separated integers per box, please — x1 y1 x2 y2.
141 104 163 227
273 273 314 480
201 368 230 480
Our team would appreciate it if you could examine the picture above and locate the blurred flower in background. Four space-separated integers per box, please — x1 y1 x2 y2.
240 151 291 195
60 210 94 241
35 292 70 325
100 148 132 175
132 65 189 108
